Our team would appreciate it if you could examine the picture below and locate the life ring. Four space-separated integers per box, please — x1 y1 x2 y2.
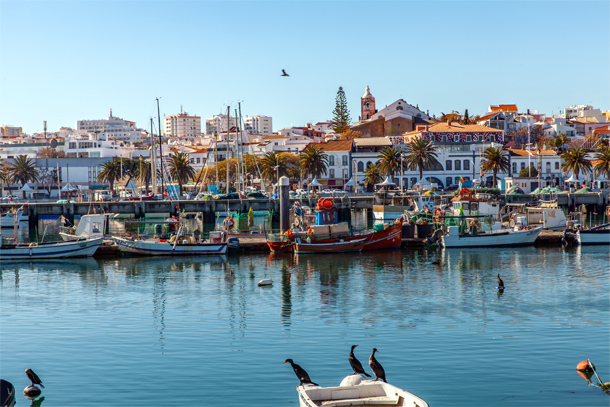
469 219 481 228
317 198 333 210
433 208 442 223
222 217 234 230
459 188 471 198
606 207 610 217
307 228 314 235
515 182 520 187
285 230 293 237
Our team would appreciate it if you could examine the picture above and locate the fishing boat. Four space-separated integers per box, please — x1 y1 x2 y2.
295 374 428 407
0 237 104 260
267 199 402 252
294 237 368 254
0 208 23 228
112 220 227 256
0 379 16 407
441 224 543 248
60 213 108 241
576 223 610 245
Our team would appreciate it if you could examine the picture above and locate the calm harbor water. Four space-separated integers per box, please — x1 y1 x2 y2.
1 244 609 406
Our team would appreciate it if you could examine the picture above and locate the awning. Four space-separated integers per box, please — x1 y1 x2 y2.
20 183 33 191
377 177 396 186
308 178 322 187
565 175 578 183
61 183 78 192
344 177 355 186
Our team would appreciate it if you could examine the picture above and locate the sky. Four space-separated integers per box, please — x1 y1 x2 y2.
1 0 609 135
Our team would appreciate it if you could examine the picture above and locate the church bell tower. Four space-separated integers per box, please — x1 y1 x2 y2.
361 85 376 120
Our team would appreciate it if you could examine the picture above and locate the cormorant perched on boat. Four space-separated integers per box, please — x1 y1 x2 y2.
369 348 387 383
25 369 44 388
349 345 371 377
283 359 319 386
497 274 504 289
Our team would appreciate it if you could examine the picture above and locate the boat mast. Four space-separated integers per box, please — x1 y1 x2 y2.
235 108 241 192
150 118 157 195
156 97 165 197
226 106 230 193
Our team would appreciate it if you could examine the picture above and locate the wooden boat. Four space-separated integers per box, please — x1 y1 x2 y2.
0 237 104 260
441 225 543 248
113 236 227 256
296 374 428 407
576 223 610 245
0 379 16 407
294 237 367 254
1 209 23 228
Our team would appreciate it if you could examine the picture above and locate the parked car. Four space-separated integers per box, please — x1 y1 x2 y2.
2 194 19 201
95 191 113 201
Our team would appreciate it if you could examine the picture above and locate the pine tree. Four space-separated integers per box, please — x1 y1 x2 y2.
463 109 470 124
332 86 351 134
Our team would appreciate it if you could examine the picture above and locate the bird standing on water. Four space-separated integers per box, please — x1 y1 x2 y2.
369 348 387 382
497 274 504 289
283 359 319 386
281 69 289 77
349 345 371 377
25 369 44 388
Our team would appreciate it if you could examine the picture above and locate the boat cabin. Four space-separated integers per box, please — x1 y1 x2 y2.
450 196 501 219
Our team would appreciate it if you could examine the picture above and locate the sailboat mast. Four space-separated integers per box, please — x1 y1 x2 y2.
238 103 245 191
234 108 240 192
156 97 165 197
226 106 230 194
150 118 157 195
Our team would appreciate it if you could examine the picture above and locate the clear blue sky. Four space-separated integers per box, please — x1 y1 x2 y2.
1 1 609 135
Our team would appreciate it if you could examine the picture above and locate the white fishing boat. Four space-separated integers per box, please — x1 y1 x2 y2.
441 225 543 248
296 374 428 407
0 237 104 260
113 235 227 256
1 209 23 228
576 223 610 245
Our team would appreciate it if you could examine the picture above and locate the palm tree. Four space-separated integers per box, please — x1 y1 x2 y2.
0 162 10 197
97 159 122 195
121 158 139 190
300 145 329 181
8 155 40 198
594 148 610 180
136 161 153 193
561 148 592 181
260 152 286 185
377 146 402 184
167 152 195 196
480 147 509 188
551 133 569 152
402 137 441 181
363 163 382 192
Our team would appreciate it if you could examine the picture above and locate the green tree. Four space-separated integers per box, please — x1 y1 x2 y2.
402 137 441 181
480 146 510 188
561 148 592 181
300 145 329 181
260 151 286 185
97 159 122 195
550 133 569 152
594 148 610 179
121 158 140 189
167 152 195 196
8 155 40 198
377 146 402 184
363 163 382 192
519 165 538 177
331 86 351 134
463 109 470 124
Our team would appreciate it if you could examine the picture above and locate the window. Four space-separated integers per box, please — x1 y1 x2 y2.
521 163 525 170
342 155 348 166
464 160 470 171
357 161 364 172
329 169 335 178
197 158 201 164
555 162 559 170
455 177 461 184
446 160 452 171
512 163 517 173
455 160 461 171
546 162 551 173
411 177 417 186
446 177 452 187
69 142 77 149
329 156 335 166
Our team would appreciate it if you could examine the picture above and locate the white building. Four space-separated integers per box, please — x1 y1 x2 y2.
63 132 134 159
205 114 238 135
565 105 604 121
1 125 22 139
243 115 272 136
164 111 201 139
76 110 147 143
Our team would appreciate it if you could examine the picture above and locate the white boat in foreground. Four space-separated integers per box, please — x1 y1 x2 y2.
0 237 104 260
1 209 23 228
576 223 610 245
296 374 428 407
441 226 543 248
113 236 227 256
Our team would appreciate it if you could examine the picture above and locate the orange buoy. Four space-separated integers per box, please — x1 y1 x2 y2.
576 369 594 381
576 360 595 371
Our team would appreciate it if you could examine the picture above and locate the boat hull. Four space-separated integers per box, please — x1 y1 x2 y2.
113 236 228 256
295 238 367 254
441 227 543 248
0 237 103 260
1 210 23 228
576 229 610 245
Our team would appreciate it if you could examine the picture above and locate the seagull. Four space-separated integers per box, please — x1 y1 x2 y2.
497 274 504 289
281 69 289 77
369 348 387 383
283 359 318 386
349 345 371 377
25 369 44 388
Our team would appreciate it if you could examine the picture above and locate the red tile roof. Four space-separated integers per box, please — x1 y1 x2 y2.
308 140 353 152
490 104 518 112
